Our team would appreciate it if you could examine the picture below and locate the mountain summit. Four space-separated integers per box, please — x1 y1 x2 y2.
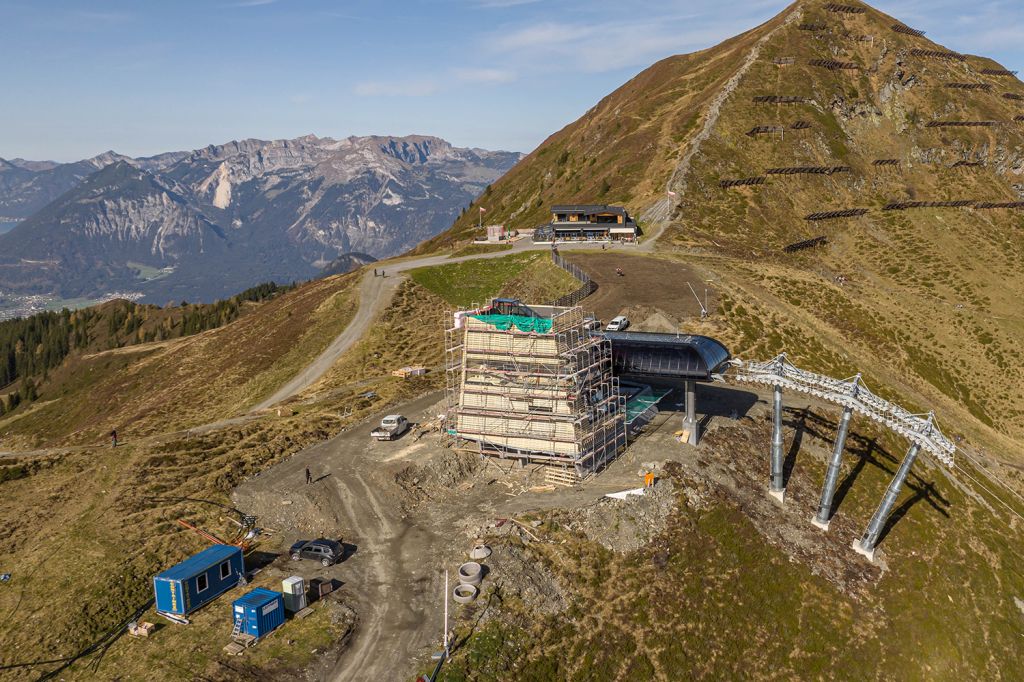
428 0 1024 447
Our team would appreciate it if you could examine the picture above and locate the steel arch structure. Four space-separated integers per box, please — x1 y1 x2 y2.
723 354 956 561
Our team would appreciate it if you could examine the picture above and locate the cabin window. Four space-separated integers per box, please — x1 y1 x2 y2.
220 560 231 579
196 573 209 593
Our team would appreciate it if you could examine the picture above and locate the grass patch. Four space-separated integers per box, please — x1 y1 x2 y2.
409 252 577 308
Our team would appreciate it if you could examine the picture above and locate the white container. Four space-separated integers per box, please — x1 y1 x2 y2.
282 576 306 613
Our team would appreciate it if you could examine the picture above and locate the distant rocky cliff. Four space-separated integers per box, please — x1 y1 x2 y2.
0 135 520 301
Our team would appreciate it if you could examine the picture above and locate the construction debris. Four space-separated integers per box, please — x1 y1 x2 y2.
605 488 646 500
128 621 156 638
392 365 427 378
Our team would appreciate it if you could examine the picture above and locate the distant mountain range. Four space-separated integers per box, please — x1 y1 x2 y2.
0 135 520 302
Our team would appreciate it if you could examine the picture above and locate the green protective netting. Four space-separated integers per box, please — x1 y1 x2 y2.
626 390 671 423
470 314 553 334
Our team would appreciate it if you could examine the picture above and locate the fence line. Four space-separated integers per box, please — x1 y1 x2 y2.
548 251 597 308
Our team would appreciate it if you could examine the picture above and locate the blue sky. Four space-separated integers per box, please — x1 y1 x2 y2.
1 0 1022 161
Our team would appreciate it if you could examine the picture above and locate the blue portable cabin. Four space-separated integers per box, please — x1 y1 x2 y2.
153 544 245 617
232 588 285 639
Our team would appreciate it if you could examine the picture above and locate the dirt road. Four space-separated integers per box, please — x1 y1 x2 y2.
247 238 622 413
234 392 448 682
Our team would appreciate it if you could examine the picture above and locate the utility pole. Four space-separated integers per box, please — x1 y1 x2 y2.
443 568 450 657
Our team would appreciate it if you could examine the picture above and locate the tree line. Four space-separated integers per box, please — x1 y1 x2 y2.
0 281 292 417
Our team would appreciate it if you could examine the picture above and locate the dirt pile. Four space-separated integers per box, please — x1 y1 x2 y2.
565 478 678 553
236 478 348 537
392 450 482 514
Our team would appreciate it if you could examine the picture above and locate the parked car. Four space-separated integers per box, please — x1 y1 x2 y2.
370 414 410 441
605 315 630 332
289 538 344 566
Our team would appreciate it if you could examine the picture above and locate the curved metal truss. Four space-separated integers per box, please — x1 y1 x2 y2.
727 354 955 466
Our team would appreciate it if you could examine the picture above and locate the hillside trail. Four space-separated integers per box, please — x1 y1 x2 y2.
641 5 803 226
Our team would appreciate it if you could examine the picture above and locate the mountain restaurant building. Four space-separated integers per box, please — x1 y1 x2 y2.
538 204 639 243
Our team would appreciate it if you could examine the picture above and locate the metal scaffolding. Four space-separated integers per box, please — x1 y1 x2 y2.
444 300 626 482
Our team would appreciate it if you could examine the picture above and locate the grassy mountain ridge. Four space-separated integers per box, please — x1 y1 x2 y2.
413 8 795 252
422 0 1024 453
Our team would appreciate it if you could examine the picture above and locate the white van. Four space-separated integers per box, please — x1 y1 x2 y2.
605 315 630 332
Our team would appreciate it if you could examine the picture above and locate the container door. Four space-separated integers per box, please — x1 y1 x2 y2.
247 607 260 636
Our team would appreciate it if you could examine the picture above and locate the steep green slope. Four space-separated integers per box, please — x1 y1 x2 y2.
413 7 796 252
423 0 1024 452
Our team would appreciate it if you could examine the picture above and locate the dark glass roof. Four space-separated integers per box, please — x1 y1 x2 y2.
598 331 731 380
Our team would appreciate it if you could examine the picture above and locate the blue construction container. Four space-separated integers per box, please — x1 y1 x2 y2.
153 545 245 617
232 588 285 639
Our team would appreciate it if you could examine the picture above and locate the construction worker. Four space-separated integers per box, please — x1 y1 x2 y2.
110 430 118 448
305 467 313 485
644 472 656 488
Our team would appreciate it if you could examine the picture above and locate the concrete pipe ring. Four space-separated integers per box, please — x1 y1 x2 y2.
458 561 483 586
452 583 478 604
469 545 492 560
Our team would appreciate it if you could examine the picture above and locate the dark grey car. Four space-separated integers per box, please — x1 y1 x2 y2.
289 538 343 566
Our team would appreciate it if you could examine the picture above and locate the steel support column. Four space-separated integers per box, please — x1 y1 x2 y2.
768 384 785 503
682 379 698 445
812 405 853 530
852 441 921 561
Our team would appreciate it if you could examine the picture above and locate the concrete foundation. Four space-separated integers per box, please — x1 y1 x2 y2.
767 488 786 505
851 538 876 562
810 517 830 531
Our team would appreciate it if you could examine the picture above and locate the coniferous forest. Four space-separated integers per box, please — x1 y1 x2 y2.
0 282 291 416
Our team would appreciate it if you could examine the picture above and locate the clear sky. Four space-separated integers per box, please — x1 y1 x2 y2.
1 0 1022 161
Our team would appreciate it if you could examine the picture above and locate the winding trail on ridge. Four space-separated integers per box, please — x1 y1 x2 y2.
642 6 803 225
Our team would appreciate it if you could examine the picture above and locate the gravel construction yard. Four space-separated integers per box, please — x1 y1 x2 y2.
564 252 714 326
229 372 921 679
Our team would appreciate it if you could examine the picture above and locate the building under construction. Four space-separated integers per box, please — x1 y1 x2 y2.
445 298 626 481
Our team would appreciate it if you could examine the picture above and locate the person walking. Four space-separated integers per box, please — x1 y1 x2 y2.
110 430 118 448
305 467 313 485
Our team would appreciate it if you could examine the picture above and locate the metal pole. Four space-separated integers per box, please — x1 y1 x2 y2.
853 441 921 561
813 405 853 529
768 384 785 502
443 569 449 656
682 380 698 445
